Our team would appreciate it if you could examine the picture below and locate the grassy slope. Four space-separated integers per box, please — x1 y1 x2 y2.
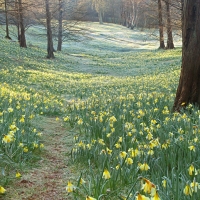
0 22 182 199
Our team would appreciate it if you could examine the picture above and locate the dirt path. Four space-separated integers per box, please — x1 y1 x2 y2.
2 117 75 200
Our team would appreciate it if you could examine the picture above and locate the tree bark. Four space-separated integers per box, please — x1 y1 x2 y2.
18 0 27 48
57 0 63 51
158 0 165 49
165 0 174 49
98 10 103 24
45 0 55 59
173 0 200 111
5 0 11 39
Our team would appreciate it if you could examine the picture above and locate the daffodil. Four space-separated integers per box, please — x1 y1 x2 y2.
135 193 150 200
188 145 195 152
23 147 28 152
103 169 111 179
183 183 192 196
151 191 160 200
162 179 167 188
141 178 156 196
188 164 197 176
120 151 127 159
139 163 150 171
16 172 22 178
86 195 97 200
2 134 14 143
66 181 75 193
190 179 200 193
126 157 133 165
0 186 6 194
80 178 86 185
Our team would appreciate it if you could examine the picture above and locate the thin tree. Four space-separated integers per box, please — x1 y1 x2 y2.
57 0 63 51
92 0 107 24
158 0 165 49
173 0 200 111
45 0 55 58
4 0 11 39
18 0 27 47
165 0 174 49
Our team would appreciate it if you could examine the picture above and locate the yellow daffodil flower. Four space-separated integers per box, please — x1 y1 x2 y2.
86 195 97 200
126 157 133 165
183 184 192 196
0 186 6 194
103 169 111 179
151 191 160 200
16 172 21 178
141 178 156 196
139 163 150 171
135 193 150 200
66 181 75 193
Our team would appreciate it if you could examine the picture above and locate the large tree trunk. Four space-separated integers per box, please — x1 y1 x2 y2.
158 0 165 49
173 0 200 111
5 0 11 39
165 0 174 49
45 0 55 59
57 0 63 51
18 0 27 48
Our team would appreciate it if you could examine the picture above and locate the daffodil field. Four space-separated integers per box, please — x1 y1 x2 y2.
0 23 199 199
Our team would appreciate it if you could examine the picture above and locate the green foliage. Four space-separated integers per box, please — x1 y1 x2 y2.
1 22 196 200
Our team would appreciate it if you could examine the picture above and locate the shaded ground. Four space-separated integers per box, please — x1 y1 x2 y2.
1 117 74 200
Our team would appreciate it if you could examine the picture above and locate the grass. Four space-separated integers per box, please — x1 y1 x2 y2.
1 22 199 200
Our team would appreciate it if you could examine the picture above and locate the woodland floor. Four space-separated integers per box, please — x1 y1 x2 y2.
1 117 75 200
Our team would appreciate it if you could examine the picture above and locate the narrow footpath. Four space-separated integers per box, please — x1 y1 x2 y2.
2 117 75 200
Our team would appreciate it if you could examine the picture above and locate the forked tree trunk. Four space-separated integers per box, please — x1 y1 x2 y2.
130 0 138 29
173 0 200 111
158 0 165 49
57 0 63 51
18 0 27 47
165 0 174 49
45 0 55 59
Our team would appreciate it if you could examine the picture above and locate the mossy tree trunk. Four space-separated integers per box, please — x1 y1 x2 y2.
173 0 200 111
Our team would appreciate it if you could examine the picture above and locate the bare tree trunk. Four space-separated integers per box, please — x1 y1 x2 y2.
98 10 103 24
165 0 174 49
158 0 165 49
57 0 63 51
18 0 27 48
15 0 20 41
5 0 11 39
45 0 55 59
173 0 200 111
130 0 138 29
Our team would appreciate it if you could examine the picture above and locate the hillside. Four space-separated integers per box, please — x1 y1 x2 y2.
1 23 198 200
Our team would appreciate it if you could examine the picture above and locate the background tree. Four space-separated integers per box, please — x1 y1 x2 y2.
157 0 165 49
92 0 107 24
165 0 174 49
4 0 11 39
173 0 200 111
45 0 55 58
18 0 27 47
57 0 63 51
